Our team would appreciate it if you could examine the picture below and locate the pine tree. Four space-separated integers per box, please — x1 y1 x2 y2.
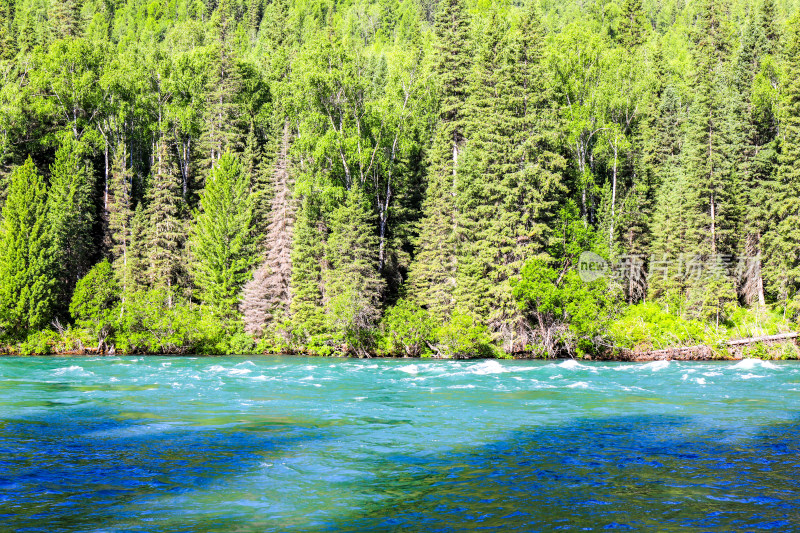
407 0 471 321
146 136 186 302
324 189 385 354
242 119 295 338
0 158 56 337
247 0 262 39
618 0 648 49
501 6 567 344
453 8 566 350
108 142 136 290
453 16 511 325
680 0 740 315
731 8 780 306
126 204 149 292
763 13 800 316
190 153 257 314
647 167 693 312
289 196 327 345
0 0 15 60
202 0 245 168
48 136 95 317
49 0 82 40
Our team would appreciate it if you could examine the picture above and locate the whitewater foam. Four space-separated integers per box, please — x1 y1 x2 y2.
732 359 778 370
52 365 94 377
398 364 419 375
470 360 507 375
558 360 589 370
640 360 670 371
567 381 590 389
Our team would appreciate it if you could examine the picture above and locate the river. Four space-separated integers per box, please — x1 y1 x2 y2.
0 357 798 531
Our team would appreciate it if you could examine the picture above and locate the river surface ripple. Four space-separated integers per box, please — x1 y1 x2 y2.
0 357 798 531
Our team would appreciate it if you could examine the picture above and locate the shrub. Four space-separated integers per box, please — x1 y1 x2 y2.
69 260 119 348
381 299 436 357
436 313 497 358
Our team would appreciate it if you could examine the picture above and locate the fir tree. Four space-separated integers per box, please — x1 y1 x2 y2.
47 136 95 316
407 0 471 320
618 0 648 49
680 0 740 314
324 189 385 354
48 0 82 40
763 13 800 316
0 158 56 336
289 196 327 345
190 153 257 314
242 119 295 338
107 142 137 292
202 0 245 168
146 135 186 303
0 0 15 60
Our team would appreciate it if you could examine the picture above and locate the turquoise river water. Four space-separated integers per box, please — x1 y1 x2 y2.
0 357 799 531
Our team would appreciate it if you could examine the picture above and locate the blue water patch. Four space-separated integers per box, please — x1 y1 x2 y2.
0 357 798 531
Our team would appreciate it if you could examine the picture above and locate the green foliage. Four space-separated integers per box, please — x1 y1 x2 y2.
189 153 257 314
1 0 800 358
381 299 435 357
0 158 56 338
513 259 615 357
324 189 385 355
113 289 197 354
48 135 96 312
69 260 119 345
19 330 61 356
607 302 712 350
436 312 497 359
192 311 256 355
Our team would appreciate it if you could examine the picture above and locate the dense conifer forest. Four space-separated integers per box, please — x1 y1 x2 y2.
1 0 800 357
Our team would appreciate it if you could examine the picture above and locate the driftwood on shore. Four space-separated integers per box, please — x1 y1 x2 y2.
725 332 798 346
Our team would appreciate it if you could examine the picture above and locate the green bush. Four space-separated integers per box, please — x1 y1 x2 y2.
436 313 497 358
113 289 197 354
513 258 615 357
69 260 119 347
19 330 60 355
380 299 436 357
192 312 256 355
608 302 713 350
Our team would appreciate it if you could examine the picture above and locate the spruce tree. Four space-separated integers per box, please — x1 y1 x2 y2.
289 196 327 345
48 0 82 40
107 142 138 293
146 135 186 303
0 0 15 60
453 16 511 325
190 153 257 314
47 136 95 316
618 0 648 49
202 0 245 168
324 189 385 353
0 158 56 337
680 0 740 316
407 0 471 321
763 13 800 315
241 119 295 338
453 8 566 350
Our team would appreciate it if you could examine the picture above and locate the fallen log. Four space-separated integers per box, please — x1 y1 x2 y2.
725 332 798 346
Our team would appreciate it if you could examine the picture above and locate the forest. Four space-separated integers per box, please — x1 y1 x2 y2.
1 0 800 357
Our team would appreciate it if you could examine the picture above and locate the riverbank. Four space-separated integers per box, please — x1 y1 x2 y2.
2 334 798 361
